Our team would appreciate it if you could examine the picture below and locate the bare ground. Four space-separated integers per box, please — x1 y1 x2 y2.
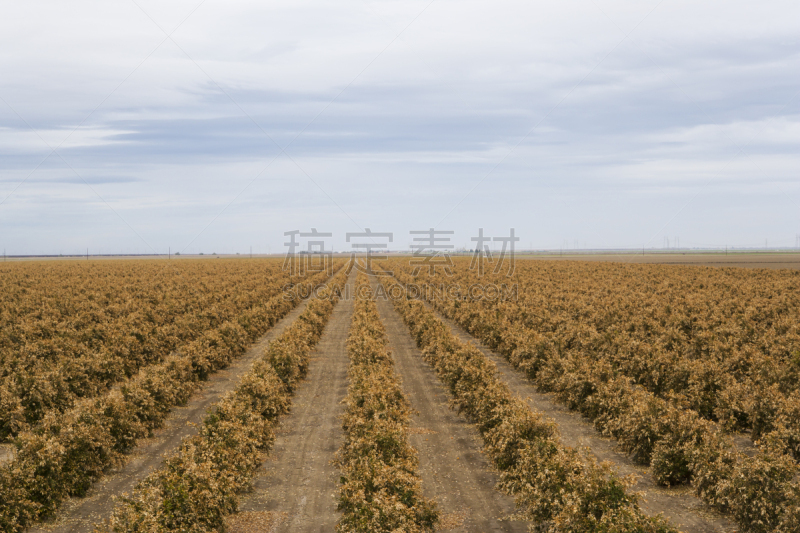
29 296 316 533
426 304 738 533
228 272 356 533
371 275 528 533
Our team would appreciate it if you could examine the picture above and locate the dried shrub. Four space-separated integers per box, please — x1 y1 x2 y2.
335 274 438 533
101 268 348 533
0 265 343 532
381 275 674 533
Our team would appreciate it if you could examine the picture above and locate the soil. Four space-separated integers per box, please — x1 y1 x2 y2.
427 304 738 533
371 275 528 533
229 271 356 532
29 295 317 533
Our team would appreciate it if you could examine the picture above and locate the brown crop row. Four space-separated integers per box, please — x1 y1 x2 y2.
99 268 349 533
0 260 303 440
383 259 800 533
399 259 800 453
335 273 438 532
378 273 676 533
0 266 340 533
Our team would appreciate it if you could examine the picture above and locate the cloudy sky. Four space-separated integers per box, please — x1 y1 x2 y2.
1 0 798 255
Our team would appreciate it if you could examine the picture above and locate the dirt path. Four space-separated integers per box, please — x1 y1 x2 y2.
30 296 317 533
426 304 737 533
370 276 527 533
229 271 355 533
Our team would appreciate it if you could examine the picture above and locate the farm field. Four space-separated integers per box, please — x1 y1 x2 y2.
380 257 800 533
516 252 800 270
6 1 797 532
0 258 343 532
0 257 798 532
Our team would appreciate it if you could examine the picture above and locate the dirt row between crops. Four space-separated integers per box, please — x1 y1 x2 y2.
227 271 356 532
371 275 528 532
422 302 739 533
30 295 318 533
226 272 526 533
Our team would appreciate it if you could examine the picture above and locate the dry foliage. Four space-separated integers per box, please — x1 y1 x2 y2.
335 273 438 533
0 260 298 440
379 274 676 533
97 268 348 533
0 262 342 532
383 258 800 533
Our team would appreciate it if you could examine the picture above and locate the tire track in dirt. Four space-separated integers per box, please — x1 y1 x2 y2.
371 276 527 533
30 295 318 533
229 271 355 533
425 303 738 533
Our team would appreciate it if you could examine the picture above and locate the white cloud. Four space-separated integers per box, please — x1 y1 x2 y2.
0 0 798 253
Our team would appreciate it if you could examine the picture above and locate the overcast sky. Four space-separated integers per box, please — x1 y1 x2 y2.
1 0 798 255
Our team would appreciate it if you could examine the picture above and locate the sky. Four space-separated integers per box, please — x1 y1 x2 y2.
1 0 799 255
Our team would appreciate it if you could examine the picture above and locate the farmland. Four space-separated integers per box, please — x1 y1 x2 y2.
0 256 798 532
381 257 800 533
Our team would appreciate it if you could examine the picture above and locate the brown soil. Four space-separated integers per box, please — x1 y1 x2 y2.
229 271 356 532
371 275 528 533
29 296 317 533
427 305 738 533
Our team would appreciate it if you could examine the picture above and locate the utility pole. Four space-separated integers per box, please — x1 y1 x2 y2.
87 248 89 260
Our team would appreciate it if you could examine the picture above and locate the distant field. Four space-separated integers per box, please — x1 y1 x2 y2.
5 251 800 270
516 252 800 269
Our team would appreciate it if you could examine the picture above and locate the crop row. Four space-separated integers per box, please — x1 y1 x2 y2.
409 260 800 458
385 262 800 533
378 274 677 533
335 273 438 533
0 267 339 533
0 260 304 440
100 268 349 533
0 260 290 346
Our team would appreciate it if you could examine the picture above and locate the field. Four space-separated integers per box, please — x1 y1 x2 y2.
517 252 800 270
1 257 799 533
